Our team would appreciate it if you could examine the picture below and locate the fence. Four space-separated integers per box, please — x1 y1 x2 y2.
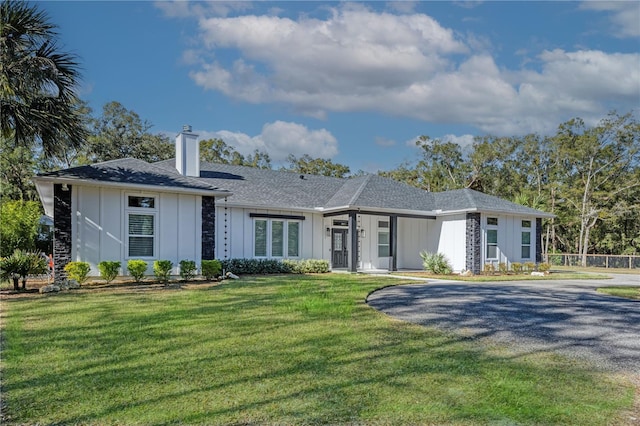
544 253 640 269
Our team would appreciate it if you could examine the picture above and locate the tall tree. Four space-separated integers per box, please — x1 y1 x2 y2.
0 0 88 158
200 138 271 169
283 154 350 178
86 101 174 163
414 136 467 191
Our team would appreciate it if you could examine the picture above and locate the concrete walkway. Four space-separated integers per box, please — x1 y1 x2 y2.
367 273 640 373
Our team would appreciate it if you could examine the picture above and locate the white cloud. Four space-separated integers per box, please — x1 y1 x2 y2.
441 134 475 148
580 1 640 38
375 136 397 147
169 3 639 136
196 121 338 162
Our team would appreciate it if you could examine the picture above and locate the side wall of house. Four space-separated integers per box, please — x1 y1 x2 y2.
434 214 467 272
397 217 437 270
480 213 537 268
72 185 202 276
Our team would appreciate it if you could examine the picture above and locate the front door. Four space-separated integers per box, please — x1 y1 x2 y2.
331 229 348 268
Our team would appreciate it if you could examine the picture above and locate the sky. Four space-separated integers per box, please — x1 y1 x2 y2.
41 1 640 173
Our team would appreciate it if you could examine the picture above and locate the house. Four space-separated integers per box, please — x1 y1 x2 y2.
34 126 553 284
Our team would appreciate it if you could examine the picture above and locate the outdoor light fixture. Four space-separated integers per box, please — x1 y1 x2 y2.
61 184 69 191
326 227 331 237
360 229 366 238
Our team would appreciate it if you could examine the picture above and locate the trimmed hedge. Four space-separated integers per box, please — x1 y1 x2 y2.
179 260 197 281
202 260 222 280
98 261 121 283
221 258 329 275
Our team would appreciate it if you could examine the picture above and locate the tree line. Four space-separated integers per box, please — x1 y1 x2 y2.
1 0 638 260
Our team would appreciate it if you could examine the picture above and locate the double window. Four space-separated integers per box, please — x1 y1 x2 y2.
521 220 531 259
486 217 498 259
254 219 300 258
127 195 156 258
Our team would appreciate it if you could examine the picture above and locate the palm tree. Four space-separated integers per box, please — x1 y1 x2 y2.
0 0 87 158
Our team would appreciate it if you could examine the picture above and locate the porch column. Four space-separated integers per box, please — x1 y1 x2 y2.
535 218 543 263
53 184 72 285
389 215 398 271
349 211 358 273
465 212 481 274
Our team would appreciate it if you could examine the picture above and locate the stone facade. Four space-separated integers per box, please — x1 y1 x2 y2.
201 196 216 260
465 212 481 274
53 184 72 285
536 217 542 263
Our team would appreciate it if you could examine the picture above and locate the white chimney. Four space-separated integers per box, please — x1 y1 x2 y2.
175 125 200 177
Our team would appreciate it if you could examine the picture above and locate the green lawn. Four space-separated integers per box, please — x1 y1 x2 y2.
597 286 640 300
1 274 634 425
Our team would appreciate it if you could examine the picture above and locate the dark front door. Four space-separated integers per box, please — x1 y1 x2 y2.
331 229 348 268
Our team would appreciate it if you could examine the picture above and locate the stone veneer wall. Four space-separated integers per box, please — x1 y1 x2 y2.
201 196 216 260
536 217 542 263
465 212 481 274
53 184 72 285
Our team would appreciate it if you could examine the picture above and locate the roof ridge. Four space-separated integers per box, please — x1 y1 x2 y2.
346 173 373 206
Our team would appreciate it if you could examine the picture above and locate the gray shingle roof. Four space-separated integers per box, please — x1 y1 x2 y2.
433 189 554 217
37 158 227 193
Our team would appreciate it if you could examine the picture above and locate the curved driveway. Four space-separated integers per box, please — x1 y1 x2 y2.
367 274 640 373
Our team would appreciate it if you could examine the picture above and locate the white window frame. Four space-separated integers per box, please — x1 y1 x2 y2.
521 219 532 260
377 220 390 258
253 218 301 259
125 194 158 259
485 217 498 260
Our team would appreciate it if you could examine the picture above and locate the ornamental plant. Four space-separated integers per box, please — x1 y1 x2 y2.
419 251 452 275
511 262 523 274
154 260 173 284
0 250 47 290
127 259 147 283
64 261 91 284
179 260 197 281
98 261 121 283
201 260 222 280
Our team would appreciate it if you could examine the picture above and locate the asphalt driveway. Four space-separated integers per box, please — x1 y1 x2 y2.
367 273 640 373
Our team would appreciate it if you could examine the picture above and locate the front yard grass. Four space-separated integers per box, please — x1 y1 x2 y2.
597 286 640 300
1 274 634 425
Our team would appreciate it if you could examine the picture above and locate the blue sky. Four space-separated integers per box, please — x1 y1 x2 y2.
42 1 639 172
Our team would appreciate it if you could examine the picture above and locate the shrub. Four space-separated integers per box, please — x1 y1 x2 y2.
201 260 222 280
524 262 536 272
537 262 551 273
98 261 121 283
221 258 290 275
127 259 148 283
64 261 91 284
511 262 523 274
498 262 508 274
419 251 452 275
179 260 197 281
282 259 330 274
154 260 173 284
483 263 495 275
0 250 47 290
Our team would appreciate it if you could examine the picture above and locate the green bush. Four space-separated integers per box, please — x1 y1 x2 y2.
511 262 523 274
483 263 495 275
64 261 91 284
221 258 290 275
98 261 121 283
537 262 551 273
282 259 330 274
201 259 222 280
179 260 197 281
498 262 508 274
127 260 148 283
419 251 452 275
524 262 536 272
154 260 173 284
0 250 47 290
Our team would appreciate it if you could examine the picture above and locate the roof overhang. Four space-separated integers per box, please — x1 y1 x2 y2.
318 205 437 220
434 207 555 219
33 176 232 217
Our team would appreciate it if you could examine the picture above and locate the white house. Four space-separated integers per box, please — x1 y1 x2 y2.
34 127 553 284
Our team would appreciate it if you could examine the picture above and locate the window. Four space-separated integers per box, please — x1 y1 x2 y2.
521 220 531 259
126 195 156 258
378 220 390 257
254 218 300 258
486 217 498 259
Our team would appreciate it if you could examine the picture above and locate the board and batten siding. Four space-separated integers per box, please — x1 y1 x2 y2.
480 213 537 267
214 206 327 261
71 185 202 276
434 214 467 272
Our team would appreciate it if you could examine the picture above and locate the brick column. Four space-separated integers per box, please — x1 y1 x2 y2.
53 184 72 285
465 213 481 274
201 196 216 260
